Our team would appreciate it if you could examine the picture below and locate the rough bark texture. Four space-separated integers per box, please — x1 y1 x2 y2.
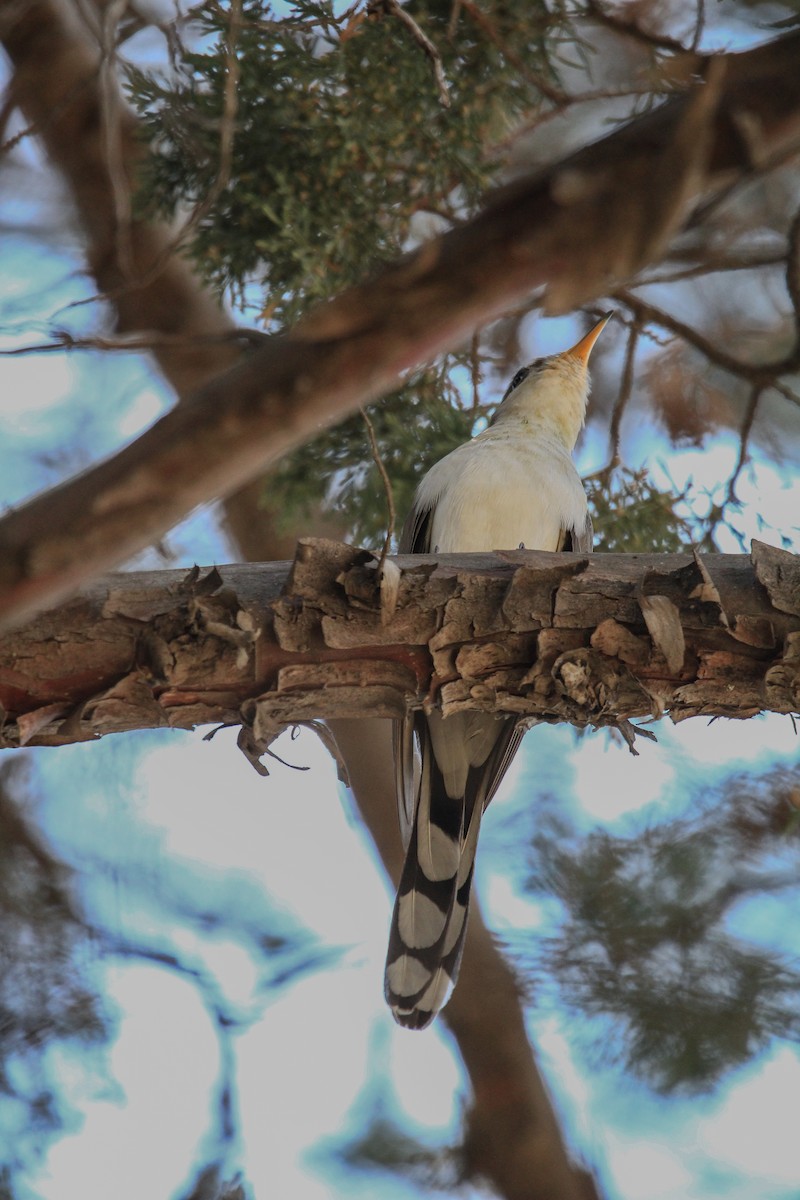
1 541 797 750
0 23 800 630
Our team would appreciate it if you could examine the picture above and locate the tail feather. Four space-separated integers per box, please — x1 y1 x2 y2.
385 709 520 1029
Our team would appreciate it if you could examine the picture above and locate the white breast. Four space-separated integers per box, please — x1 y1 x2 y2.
418 425 588 554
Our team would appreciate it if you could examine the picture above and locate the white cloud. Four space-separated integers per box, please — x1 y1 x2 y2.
604 1133 694 1200
572 729 675 822
697 1049 800 1185
29 964 219 1200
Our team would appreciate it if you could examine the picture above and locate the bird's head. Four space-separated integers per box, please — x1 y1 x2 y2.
493 311 613 447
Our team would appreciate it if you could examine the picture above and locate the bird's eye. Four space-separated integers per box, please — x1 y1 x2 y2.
503 366 530 398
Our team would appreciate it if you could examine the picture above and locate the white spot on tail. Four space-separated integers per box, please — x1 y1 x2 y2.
398 890 447 948
386 954 431 998
416 966 455 1018
417 821 460 882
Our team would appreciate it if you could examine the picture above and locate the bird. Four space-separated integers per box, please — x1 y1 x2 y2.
384 312 612 1029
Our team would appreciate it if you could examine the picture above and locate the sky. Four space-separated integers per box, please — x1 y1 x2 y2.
1 7 800 1200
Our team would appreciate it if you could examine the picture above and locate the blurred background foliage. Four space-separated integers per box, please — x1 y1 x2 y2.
525 766 800 1094
0 762 106 1177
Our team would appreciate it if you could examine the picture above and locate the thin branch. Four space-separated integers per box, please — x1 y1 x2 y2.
607 320 639 469
369 0 451 108
772 379 800 410
634 249 787 287
615 289 800 383
687 138 800 234
690 0 705 53
0 329 265 356
458 0 565 105
97 0 133 277
447 0 462 40
784 204 800 338
468 329 482 418
360 404 396 576
583 0 689 54
727 383 763 506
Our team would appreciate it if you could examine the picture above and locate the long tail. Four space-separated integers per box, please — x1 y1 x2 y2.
385 709 521 1029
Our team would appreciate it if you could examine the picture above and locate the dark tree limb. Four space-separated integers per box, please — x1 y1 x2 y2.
0 0 241 395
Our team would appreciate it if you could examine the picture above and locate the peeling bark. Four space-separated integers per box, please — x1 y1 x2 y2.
1 541 797 750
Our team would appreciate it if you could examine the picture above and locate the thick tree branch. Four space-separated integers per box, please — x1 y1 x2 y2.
1 23 800 630
0 0 241 395
1 542 797 750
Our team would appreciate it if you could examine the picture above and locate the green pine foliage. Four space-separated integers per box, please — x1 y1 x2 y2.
128 0 581 544
271 366 476 544
128 1 695 550
587 466 696 553
131 0 559 322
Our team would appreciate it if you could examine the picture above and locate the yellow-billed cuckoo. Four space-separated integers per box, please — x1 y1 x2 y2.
384 312 612 1029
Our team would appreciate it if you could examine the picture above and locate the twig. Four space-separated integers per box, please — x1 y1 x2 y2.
784 204 800 342
727 383 763 505
773 379 800 409
634 249 787 287
97 0 134 278
616 289 800 382
690 0 705 52
607 320 639 467
0 329 266 356
583 0 688 53
370 0 451 108
458 0 565 105
447 0 462 40
687 138 800 233
468 330 481 417
360 404 396 578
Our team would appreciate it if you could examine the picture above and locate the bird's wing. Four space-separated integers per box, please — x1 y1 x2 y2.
398 494 434 555
559 510 594 554
393 493 435 847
